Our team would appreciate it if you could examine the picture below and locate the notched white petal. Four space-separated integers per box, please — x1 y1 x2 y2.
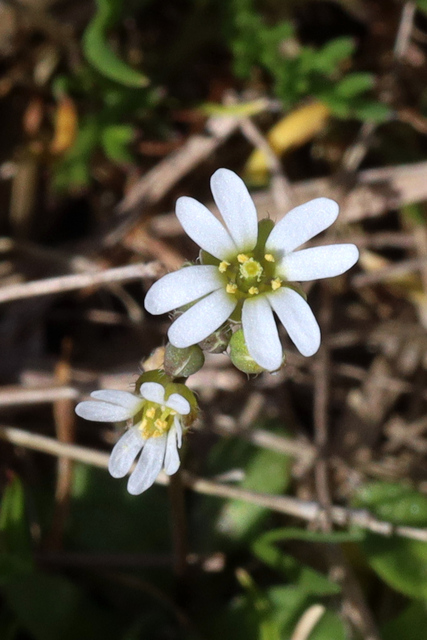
108 428 145 478
168 288 237 348
139 382 165 405
176 196 237 260
75 400 133 422
268 287 321 357
266 197 339 255
165 393 190 415
127 435 167 495
164 426 181 476
91 390 142 414
241 296 283 372
144 265 222 315
174 416 183 448
210 168 258 251
280 244 359 282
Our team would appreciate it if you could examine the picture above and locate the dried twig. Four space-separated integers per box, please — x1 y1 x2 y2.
0 262 162 304
2 425 427 543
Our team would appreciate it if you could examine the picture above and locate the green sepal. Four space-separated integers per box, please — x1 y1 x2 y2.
254 218 275 257
134 369 171 393
164 343 205 378
199 250 220 266
164 382 198 426
229 329 268 374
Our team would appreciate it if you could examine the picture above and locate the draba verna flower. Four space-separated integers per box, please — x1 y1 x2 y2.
144 168 359 372
75 373 197 494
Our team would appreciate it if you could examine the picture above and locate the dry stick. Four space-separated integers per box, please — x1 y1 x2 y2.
352 256 427 287
238 118 294 211
106 116 242 246
2 425 427 542
147 161 427 233
0 262 162 304
290 605 326 640
394 1 417 59
47 339 75 550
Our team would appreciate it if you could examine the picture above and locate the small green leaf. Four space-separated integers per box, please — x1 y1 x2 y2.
0 476 33 581
363 534 427 599
83 0 149 88
252 529 344 596
335 73 374 98
350 100 392 122
217 431 292 541
382 601 427 640
313 36 355 73
309 610 347 640
100 124 134 163
2 572 121 640
353 481 427 526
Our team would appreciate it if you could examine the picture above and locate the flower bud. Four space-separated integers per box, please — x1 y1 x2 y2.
228 329 266 374
198 324 232 354
164 343 205 378
229 329 285 374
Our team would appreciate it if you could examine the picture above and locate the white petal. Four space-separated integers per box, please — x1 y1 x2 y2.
164 426 181 475
174 416 183 448
75 400 133 422
91 390 142 414
267 287 321 357
241 297 283 372
211 168 258 251
139 382 165 405
265 198 339 255
168 288 236 348
165 393 190 415
176 196 237 260
108 428 144 478
127 435 167 495
144 266 222 315
279 244 359 281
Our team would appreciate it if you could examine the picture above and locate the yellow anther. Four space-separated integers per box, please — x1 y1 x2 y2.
226 283 238 294
146 407 156 419
264 253 275 263
248 286 259 295
271 278 282 291
219 260 230 273
155 419 168 431
237 254 249 264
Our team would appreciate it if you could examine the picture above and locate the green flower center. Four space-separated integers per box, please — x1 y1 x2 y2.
218 250 282 299
136 401 177 438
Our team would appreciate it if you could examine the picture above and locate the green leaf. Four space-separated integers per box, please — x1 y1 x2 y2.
100 124 134 163
382 601 427 640
335 73 374 98
350 100 392 122
417 0 427 15
353 481 427 526
2 572 121 640
313 36 355 73
0 476 33 581
52 116 99 191
362 533 427 599
216 429 292 542
252 529 344 597
83 0 149 88
309 610 347 640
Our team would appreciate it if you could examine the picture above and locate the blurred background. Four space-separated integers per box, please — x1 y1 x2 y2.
2 0 427 638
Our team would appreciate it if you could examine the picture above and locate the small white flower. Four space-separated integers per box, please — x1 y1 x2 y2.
75 382 191 495
144 168 359 372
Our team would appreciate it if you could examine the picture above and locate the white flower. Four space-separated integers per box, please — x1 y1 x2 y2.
144 168 359 372
75 382 190 495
